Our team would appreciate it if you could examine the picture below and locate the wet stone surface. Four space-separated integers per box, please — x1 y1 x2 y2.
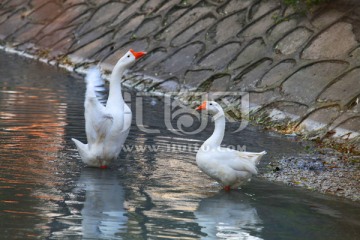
0 0 359 143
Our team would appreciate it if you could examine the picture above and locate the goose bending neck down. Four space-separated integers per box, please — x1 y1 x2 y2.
195 101 266 191
72 49 146 168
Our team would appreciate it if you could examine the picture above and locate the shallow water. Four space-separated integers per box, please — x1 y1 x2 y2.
0 52 359 239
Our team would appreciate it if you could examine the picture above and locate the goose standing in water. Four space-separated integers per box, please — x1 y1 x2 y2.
72 49 146 168
195 101 266 190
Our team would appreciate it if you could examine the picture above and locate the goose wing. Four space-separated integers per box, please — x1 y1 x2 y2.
217 148 260 175
84 68 114 145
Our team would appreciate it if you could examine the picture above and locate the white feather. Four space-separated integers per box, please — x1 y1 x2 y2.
72 50 140 167
196 101 267 189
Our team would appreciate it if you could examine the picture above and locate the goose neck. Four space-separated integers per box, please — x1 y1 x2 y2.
204 114 225 148
107 62 126 109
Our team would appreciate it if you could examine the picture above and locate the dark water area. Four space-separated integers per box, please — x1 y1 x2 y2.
0 51 359 239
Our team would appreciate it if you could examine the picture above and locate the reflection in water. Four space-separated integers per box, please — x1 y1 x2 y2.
117 133 208 239
0 56 70 238
76 169 128 238
195 191 263 239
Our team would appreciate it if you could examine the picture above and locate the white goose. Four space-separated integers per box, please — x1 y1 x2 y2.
195 101 266 190
72 49 146 168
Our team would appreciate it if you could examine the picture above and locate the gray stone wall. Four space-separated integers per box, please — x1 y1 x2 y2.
0 0 359 144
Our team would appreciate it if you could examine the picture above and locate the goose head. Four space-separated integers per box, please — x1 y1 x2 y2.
118 49 146 68
110 49 146 82
196 101 224 116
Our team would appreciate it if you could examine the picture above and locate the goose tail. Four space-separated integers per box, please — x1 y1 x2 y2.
238 150 267 165
253 150 267 165
72 138 89 162
244 151 266 175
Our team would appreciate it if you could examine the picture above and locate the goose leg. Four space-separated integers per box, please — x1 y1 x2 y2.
98 159 108 169
224 186 231 191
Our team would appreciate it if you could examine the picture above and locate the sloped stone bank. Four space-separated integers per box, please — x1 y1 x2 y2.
0 0 359 143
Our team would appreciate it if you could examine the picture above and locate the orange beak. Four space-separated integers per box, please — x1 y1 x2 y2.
130 49 146 59
196 101 207 111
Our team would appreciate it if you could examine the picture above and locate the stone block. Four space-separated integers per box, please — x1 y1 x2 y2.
208 74 231 92
156 6 211 42
9 23 44 44
198 42 242 69
134 16 161 39
207 10 246 44
298 106 341 131
233 58 273 91
267 19 298 43
157 42 205 74
265 101 308 121
302 22 358 59
332 116 360 138
183 69 213 89
218 0 252 15
275 27 313 55
239 9 280 39
228 38 267 70
0 10 28 40
196 73 231 92
153 78 180 92
282 61 349 104
113 15 145 41
258 59 296 88
28 1 62 24
72 31 113 60
78 2 125 34
171 15 216 47
69 26 111 53
111 0 146 26
37 26 75 50
249 0 280 20
38 4 88 37
311 9 345 29
318 67 360 108
141 0 167 13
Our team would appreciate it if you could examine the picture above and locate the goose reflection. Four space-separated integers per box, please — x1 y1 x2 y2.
195 190 263 240
77 168 128 239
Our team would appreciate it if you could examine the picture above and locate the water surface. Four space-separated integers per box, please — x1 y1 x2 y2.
0 52 359 239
